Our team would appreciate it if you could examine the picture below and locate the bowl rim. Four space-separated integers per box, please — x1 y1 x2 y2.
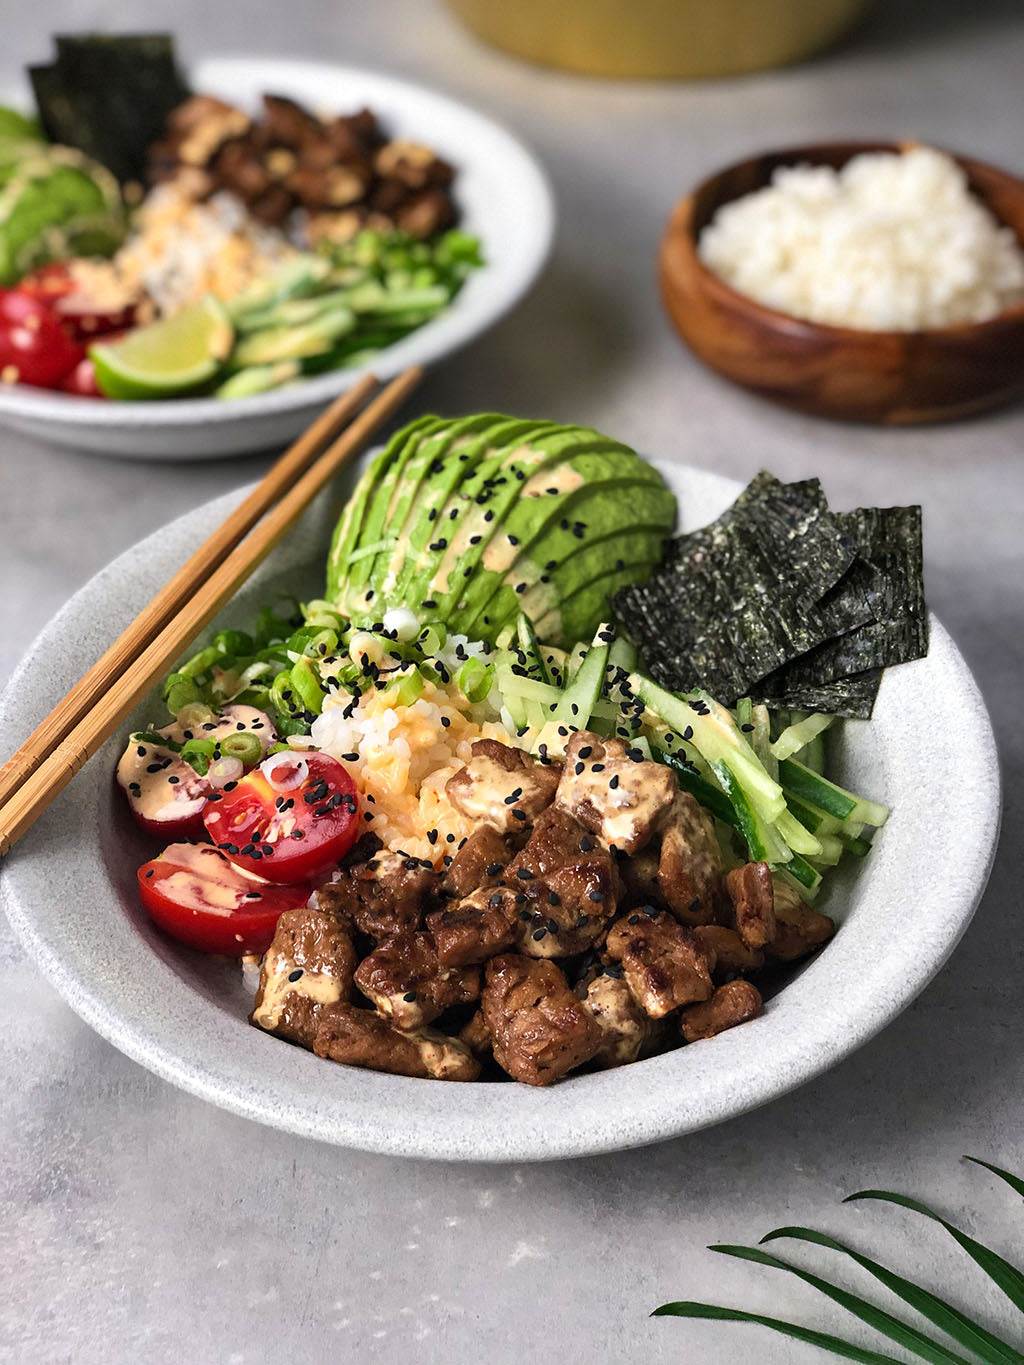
0 54 555 429
667 139 1024 343
0 459 1002 1161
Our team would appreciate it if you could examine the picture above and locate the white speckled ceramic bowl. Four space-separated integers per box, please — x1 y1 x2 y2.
0 460 1000 1160
0 57 554 461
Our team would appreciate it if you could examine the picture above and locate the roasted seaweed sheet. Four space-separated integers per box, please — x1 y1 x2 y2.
614 475 926 719
31 34 190 184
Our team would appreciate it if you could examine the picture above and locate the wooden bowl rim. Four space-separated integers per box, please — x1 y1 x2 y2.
667 140 1024 343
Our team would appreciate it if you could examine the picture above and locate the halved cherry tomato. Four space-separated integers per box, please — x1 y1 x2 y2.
59 357 103 397
18 263 138 341
203 750 359 883
116 739 210 841
137 842 313 955
0 289 83 388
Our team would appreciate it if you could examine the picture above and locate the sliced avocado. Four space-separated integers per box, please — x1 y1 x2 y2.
413 430 642 627
375 416 558 614
387 418 565 614
451 460 672 640
534 560 665 644
484 525 671 638
326 415 439 603
345 413 502 618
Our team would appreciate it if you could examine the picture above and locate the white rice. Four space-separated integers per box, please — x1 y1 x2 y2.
698 145 1024 331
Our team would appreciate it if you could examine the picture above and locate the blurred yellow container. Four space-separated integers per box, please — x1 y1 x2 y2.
443 0 871 80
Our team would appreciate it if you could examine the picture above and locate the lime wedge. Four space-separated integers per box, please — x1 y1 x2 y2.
90 296 234 400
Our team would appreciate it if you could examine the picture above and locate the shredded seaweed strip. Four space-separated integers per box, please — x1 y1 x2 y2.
613 474 867 702
31 34 190 183
755 506 926 717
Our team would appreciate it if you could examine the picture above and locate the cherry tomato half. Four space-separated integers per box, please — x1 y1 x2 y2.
59 357 103 397
18 264 138 341
116 739 210 841
138 842 313 956
203 750 359 883
0 289 83 388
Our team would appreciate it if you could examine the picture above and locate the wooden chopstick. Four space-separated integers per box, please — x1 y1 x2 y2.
0 371 379 812
0 364 422 859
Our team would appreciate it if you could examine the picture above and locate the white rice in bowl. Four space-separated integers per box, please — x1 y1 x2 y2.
308 674 517 865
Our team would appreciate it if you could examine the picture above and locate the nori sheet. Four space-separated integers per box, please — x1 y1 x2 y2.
31 34 190 184
613 473 869 703
753 505 926 717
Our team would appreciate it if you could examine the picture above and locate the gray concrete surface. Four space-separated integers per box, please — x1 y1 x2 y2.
2 2 1022 1361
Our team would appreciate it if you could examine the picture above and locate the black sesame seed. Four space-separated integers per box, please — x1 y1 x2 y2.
288 968 304 982
516 867 533 880
403 991 418 1002
588 890 604 902
532 929 547 941
609 774 620 790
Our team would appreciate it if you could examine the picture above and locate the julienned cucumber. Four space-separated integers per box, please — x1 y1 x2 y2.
779 757 890 828
771 712 835 761
628 676 787 820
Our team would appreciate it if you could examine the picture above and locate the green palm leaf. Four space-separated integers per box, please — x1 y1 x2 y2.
654 1156 1024 1361
761 1226 1024 1365
964 1158 1024 1201
845 1191 1024 1315
651 1301 906 1363
710 1244 973 1365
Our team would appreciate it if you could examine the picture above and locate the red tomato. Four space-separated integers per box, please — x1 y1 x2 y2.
18 264 137 341
137 842 313 956
59 357 103 397
0 289 83 388
116 738 210 841
203 750 359 883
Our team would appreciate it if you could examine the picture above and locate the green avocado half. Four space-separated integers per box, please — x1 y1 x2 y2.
325 414 677 647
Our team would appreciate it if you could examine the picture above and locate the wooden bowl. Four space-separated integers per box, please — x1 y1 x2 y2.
659 142 1024 423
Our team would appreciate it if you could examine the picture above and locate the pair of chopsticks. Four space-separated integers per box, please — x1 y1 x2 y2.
0 365 422 859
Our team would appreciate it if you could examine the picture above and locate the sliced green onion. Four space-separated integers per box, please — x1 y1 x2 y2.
218 732 263 766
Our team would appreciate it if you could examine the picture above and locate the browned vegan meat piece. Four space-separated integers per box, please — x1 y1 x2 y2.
318 850 437 939
725 861 777 950
427 884 519 967
482 955 602 1086
395 187 456 238
579 968 660 1069
250 906 356 1048
441 825 514 900
680 980 763 1042
553 731 676 855
505 806 619 957
768 877 836 962
354 931 480 1030
149 91 457 240
445 739 560 836
262 92 324 147
313 1005 480 1080
694 925 764 979
656 792 724 924
459 1009 492 1060
605 909 714 1018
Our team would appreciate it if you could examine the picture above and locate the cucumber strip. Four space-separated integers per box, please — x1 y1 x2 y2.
838 830 873 857
751 703 778 782
515 614 553 685
774 853 822 893
779 758 890 827
775 808 823 858
552 628 611 727
629 676 787 820
711 760 791 864
783 792 843 836
812 832 845 867
801 733 826 775
770 712 836 761
608 636 637 673
655 748 739 830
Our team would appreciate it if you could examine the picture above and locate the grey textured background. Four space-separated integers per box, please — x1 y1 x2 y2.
2 3 1022 1362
